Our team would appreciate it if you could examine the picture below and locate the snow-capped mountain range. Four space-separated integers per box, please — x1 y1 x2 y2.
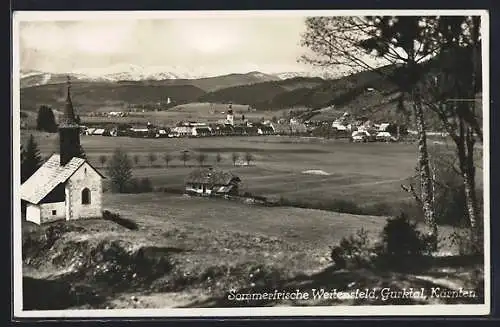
20 64 339 88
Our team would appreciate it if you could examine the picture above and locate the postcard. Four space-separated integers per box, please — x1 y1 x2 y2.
12 9 490 318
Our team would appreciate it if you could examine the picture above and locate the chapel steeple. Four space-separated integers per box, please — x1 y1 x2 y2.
60 76 78 127
59 76 82 166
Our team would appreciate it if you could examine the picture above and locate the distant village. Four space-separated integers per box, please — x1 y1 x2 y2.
77 105 411 143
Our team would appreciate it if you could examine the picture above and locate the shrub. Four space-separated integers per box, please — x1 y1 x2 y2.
375 213 432 270
448 227 484 256
139 178 153 193
125 178 139 194
330 228 376 269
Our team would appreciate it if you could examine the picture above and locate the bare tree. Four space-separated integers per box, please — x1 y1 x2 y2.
133 154 140 167
108 148 133 193
196 152 207 167
148 152 157 167
301 16 440 247
215 152 222 165
163 152 172 168
180 151 190 167
231 152 239 166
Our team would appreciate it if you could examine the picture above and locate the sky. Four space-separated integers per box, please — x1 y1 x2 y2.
18 16 323 77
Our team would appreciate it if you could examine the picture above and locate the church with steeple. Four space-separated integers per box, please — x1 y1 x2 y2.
20 77 105 225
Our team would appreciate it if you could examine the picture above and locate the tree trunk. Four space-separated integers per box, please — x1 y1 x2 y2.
464 126 479 234
464 16 481 241
413 91 437 249
454 105 479 232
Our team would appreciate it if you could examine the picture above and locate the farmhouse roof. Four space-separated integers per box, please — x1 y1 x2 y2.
259 125 274 132
378 123 392 131
20 154 104 204
185 168 240 186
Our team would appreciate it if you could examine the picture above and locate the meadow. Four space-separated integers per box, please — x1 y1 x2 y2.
21 130 435 209
23 192 474 309
20 130 484 309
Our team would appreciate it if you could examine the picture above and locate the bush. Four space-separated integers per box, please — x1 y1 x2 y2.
375 213 433 270
124 178 139 193
448 227 484 256
139 178 153 193
330 228 376 269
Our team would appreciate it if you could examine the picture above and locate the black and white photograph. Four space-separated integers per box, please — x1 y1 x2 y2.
12 10 490 317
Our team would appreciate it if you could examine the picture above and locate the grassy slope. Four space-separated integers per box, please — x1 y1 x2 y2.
22 193 481 309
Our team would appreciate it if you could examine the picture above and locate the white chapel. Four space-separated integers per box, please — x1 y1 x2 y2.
20 78 105 225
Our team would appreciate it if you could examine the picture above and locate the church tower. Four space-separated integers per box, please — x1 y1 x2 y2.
226 104 234 126
59 76 82 166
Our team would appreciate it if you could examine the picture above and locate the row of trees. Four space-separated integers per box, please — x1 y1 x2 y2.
98 151 254 168
301 15 482 250
105 148 255 194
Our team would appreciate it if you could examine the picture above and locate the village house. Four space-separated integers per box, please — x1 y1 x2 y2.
212 124 234 136
185 167 241 197
172 125 192 137
92 128 106 136
192 126 212 137
20 78 105 225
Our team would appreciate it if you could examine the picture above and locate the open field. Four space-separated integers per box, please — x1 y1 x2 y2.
22 192 481 309
21 131 437 207
19 130 479 210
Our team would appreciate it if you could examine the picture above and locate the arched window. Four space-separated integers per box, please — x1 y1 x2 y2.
82 188 91 205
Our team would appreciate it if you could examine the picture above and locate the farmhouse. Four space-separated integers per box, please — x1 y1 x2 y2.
257 125 275 135
185 167 241 197
172 125 193 137
85 127 96 135
20 79 105 225
192 126 212 137
92 128 106 136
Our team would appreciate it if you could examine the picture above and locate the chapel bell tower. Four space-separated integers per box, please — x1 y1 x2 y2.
59 76 82 166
